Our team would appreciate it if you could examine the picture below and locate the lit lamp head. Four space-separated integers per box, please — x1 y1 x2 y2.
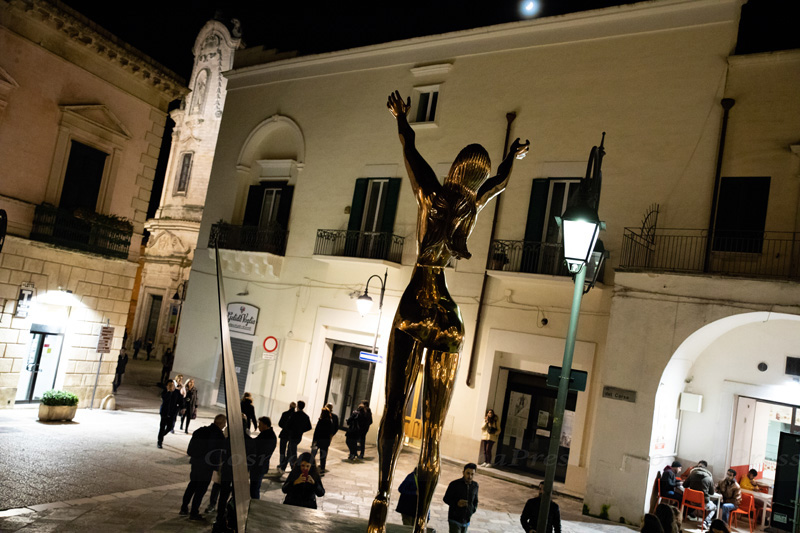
557 203 601 274
357 292 374 317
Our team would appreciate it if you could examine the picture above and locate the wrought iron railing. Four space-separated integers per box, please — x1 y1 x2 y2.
30 204 132 259
486 239 572 277
619 228 800 279
314 229 404 264
208 222 288 255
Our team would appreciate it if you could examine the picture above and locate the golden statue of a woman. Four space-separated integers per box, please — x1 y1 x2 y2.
367 91 529 532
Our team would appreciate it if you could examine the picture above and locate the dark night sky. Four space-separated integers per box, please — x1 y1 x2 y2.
60 0 648 79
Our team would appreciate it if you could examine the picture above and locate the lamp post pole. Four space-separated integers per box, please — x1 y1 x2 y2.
536 256 588 533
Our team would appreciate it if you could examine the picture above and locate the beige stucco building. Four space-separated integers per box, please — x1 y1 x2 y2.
132 19 240 357
0 0 185 407
172 0 800 523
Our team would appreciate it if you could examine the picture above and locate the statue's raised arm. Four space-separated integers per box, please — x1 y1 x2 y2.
387 91 440 199
477 137 530 211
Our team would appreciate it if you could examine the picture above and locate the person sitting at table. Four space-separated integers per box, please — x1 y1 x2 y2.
685 460 716 529
716 468 741 524
739 469 766 513
739 469 761 491
661 461 683 501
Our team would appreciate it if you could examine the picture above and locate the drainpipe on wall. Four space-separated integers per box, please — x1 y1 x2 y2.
465 112 516 387
704 98 735 273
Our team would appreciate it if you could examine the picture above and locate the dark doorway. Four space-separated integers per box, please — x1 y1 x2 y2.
494 370 577 481
144 294 162 347
324 343 375 429
60 141 108 212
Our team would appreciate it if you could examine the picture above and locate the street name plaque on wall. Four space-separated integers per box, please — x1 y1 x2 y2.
602 385 637 403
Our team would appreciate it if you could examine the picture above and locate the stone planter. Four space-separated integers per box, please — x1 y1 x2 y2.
38 404 77 422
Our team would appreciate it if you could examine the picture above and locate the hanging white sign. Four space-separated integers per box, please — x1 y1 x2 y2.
227 302 259 335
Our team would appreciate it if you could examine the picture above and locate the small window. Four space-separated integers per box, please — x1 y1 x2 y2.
412 85 439 124
175 153 193 194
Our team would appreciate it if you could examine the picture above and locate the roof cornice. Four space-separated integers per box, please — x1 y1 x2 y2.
3 0 187 99
226 0 742 89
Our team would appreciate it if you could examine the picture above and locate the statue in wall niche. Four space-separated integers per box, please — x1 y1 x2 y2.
366 91 529 533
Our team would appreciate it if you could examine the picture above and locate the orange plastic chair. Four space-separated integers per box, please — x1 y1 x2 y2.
657 473 681 507
682 488 708 528
729 492 755 533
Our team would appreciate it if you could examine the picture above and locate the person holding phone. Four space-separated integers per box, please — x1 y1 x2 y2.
282 452 325 509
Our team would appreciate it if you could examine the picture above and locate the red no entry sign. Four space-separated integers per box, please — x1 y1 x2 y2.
263 336 278 353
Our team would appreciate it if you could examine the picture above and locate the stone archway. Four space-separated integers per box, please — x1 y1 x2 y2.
646 312 800 510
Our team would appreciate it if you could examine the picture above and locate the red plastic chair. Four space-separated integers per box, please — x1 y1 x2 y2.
682 489 708 528
657 473 681 507
729 492 755 533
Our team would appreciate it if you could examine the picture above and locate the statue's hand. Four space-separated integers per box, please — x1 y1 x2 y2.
510 138 530 160
387 90 410 118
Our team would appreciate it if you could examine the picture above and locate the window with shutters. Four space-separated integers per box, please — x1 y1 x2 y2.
346 177 401 260
238 181 294 255
713 177 770 253
174 152 193 195
520 178 581 275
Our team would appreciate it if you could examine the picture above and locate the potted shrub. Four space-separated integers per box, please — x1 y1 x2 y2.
38 390 79 421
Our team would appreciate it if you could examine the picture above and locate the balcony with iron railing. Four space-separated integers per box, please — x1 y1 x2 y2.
30 204 133 260
486 239 573 278
313 229 404 264
619 228 800 280
208 222 288 256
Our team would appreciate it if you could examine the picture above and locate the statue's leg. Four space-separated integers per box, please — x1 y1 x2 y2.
414 349 459 533
366 328 423 533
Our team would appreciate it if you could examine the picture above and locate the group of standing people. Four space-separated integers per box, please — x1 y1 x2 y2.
157 374 198 447
344 400 373 460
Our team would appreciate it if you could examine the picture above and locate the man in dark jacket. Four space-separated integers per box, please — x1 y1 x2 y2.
345 406 363 460
277 402 295 472
661 461 683 500
520 481 561 533
685 460 716 528
112 348 128 393
358 400 373 459
443 463 479 532
181 414 226 520
250 416 277 499
157 380 183 448
286 400 312 469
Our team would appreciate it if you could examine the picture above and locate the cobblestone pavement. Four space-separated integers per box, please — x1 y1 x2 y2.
0 359 639 532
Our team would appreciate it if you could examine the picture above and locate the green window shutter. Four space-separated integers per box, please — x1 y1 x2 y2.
524 179 549 243
243 185 264 227
276 185 294 229
347 178 369 231
379 178 402 235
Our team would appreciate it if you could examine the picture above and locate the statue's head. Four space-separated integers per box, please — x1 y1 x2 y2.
445 144 491 191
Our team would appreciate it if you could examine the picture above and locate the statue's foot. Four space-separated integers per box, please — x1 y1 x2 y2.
366 496 389 533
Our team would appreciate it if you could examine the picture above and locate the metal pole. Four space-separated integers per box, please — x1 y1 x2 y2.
536 264 587 533
89 319 110 409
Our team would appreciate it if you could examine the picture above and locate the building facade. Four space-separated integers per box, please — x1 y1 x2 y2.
132 18 240 357
0 0 185 407
172 0 800 521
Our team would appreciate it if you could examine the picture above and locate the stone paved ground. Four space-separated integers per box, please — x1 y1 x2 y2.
0 359 643 532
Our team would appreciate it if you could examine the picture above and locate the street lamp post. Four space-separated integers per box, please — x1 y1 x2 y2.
537 135 606 533
357 269 387 354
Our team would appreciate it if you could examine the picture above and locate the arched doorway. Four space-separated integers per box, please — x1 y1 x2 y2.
646 312 800 511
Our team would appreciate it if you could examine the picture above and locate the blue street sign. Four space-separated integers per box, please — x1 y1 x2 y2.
359 351 382 363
